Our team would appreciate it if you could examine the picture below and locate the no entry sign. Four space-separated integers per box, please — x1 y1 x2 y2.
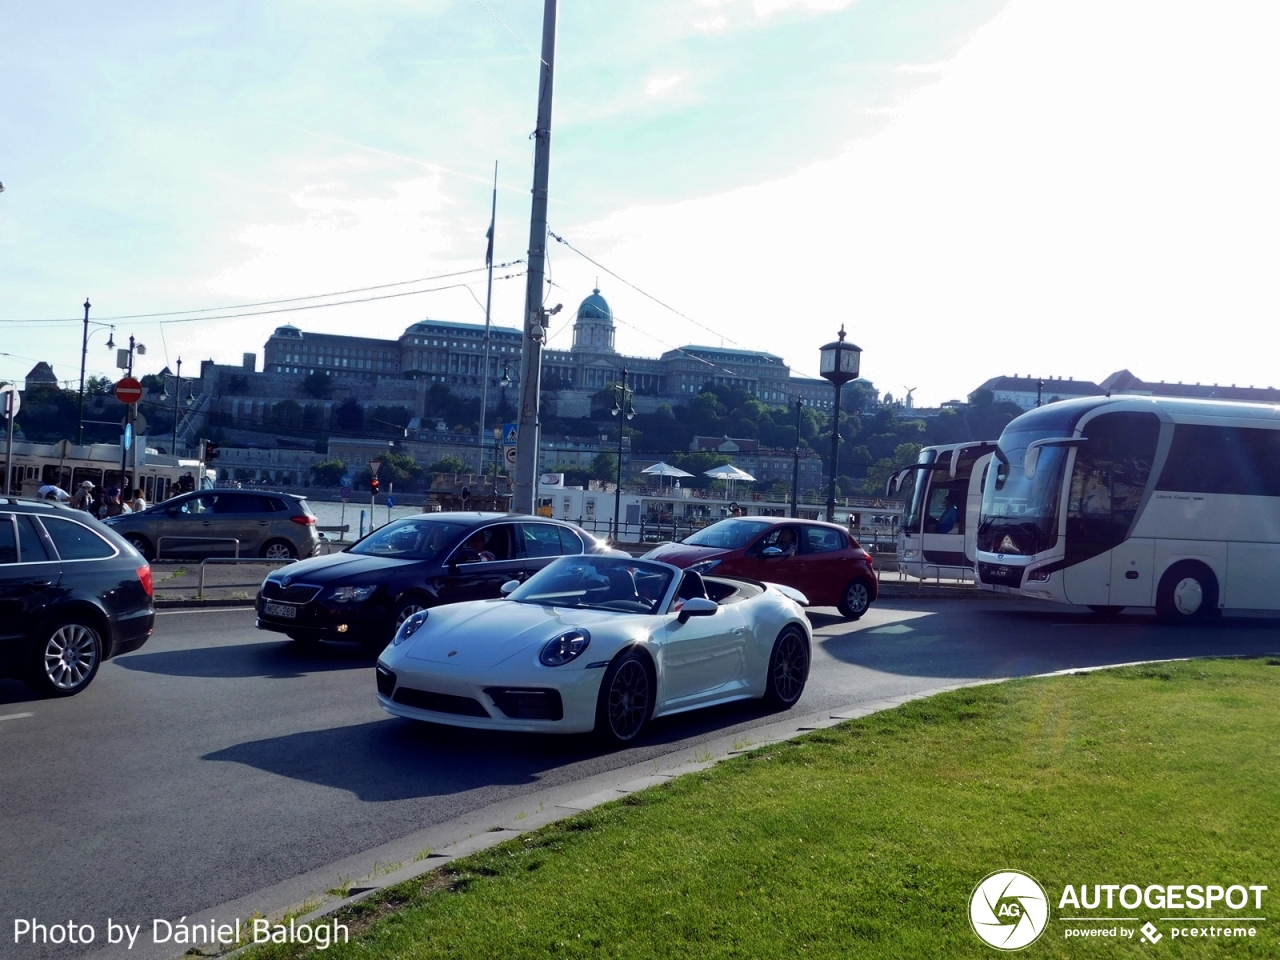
114 377 143 404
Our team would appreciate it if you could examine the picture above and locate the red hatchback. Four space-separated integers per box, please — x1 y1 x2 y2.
642 517 878 619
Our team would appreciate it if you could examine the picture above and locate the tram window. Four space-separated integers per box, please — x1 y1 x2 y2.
72 467 102 490
42 465 72 488
143 477 154 502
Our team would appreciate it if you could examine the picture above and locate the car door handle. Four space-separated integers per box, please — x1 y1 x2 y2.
731 627 746 636
201 520 213 525
24 581 54 593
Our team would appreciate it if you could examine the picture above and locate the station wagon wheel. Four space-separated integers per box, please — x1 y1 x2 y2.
595 651 653 745
260 539 297 561
837 578 872 620
29 618 103 698
763 626 809 709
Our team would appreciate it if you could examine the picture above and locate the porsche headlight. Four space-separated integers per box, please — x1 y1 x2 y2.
394 610 428 645
539 629 591 666
331 585 376 603
689 559 721 574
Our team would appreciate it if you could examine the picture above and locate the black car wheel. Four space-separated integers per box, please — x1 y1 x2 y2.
594 650 653 746
763 626 809 709
260 539 298 561
124 533 154 561
28 617 103 698
837 578 873 620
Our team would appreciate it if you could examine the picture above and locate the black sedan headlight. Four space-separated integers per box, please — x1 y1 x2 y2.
539 629 591 666
331 585 376 603
393 610 428 645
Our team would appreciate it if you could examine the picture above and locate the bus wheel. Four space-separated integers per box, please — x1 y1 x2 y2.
1156 562 1218 624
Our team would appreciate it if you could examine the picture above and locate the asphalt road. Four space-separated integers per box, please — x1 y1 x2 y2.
3 599 1279 959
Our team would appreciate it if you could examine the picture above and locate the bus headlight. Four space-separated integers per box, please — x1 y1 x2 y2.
1027 568 1051 583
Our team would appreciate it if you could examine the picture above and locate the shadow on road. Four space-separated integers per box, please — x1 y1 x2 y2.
0 679 38 705
202 697 791 800
113 640 379 679
819 600 1280 680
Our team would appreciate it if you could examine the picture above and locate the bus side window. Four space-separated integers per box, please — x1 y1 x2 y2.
1066 413 1160 561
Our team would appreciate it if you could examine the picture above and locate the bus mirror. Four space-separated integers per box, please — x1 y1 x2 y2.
1024 446 1041 479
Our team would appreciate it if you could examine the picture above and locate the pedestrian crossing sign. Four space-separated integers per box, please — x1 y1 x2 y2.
502 423 518 446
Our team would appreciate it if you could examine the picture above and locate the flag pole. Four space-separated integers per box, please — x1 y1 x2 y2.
477 161 498 477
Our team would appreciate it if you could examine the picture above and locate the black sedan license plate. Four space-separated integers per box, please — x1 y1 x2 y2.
264 602 297 619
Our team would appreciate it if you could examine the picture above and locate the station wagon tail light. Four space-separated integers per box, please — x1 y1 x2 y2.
138 564 154 597
290 515 316 525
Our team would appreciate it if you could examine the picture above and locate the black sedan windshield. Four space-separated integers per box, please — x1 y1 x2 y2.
348 519 471 561
682 518 772 549
509 556 674 614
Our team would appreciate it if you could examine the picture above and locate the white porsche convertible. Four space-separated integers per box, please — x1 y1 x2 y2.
375 554 812 744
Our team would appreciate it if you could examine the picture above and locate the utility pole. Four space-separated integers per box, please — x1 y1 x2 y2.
790 397 803 518
513 0 559 515
476 161 498 475
76 298 90 445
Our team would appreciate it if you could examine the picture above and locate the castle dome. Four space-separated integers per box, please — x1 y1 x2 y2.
576 288 612 323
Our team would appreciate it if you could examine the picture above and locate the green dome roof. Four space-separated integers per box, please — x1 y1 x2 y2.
576 288 612 323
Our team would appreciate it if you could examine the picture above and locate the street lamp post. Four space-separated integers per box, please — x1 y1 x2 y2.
790 397 803 518
158 358 196 453
610 367 635 540
818 326 862 523
75 301 116 445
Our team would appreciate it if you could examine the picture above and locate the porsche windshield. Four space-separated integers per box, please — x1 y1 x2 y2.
509 556 674 614
347 519 471 561
682 518 773 549
978 428 1070 556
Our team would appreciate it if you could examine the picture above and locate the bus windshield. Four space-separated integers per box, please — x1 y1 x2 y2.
978 428 1070 556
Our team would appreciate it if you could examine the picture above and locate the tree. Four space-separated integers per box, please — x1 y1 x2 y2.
590 451 618 481
427 455 468 475
271 399 303 430
302 371 331 399
332 397 363 433
86 375 113 395
311 460 347 486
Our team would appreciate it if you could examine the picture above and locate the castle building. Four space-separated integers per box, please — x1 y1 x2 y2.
259 287 831 412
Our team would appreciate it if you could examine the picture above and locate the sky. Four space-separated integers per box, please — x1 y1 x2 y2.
1 0 1277 407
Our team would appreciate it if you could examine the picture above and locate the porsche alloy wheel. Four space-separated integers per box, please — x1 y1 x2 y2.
596 652 653 745
764 626 809 709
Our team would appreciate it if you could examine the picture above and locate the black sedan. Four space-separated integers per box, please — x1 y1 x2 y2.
1 497 155 697
254 512 609 646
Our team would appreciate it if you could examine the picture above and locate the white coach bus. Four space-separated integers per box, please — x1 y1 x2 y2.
887 441 998 579
975 396 1280 621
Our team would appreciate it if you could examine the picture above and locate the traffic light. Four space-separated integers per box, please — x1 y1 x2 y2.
370 476 380 496
203 441 220 463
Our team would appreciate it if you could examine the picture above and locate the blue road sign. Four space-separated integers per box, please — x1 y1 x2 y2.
502 423 518 446
340 474 353 487
386 495 396 507
339 485 352 501
123 424 133 451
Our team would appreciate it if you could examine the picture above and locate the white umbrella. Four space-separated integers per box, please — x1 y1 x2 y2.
703 463 756 502
642 462 694 478
703 464 755 482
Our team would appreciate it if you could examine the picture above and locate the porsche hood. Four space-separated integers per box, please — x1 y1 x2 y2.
402 600 645 668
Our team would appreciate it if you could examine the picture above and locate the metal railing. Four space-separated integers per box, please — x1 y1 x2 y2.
198 556 293 597
156 536 240 560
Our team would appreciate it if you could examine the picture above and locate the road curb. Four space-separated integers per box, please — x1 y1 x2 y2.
154 598 257 609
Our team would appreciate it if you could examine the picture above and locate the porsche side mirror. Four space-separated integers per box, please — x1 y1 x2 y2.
677 597 718 624
500 579 519 596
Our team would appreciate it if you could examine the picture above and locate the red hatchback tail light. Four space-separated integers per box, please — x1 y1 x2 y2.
290 515 317 525
138 564 154 597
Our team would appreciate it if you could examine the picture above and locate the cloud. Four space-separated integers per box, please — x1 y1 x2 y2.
644 73 685 98
557 0 1280 405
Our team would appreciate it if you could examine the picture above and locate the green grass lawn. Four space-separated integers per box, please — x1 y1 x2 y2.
246 658 1280 958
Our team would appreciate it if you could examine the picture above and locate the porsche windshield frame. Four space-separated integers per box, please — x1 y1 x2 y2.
509 555 676 615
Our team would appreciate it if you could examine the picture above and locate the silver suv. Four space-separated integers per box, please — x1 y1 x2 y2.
104 490 319 561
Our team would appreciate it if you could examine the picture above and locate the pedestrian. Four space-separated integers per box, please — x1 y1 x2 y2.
98 487 127 519
130 488 148 513
70 480 95 513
